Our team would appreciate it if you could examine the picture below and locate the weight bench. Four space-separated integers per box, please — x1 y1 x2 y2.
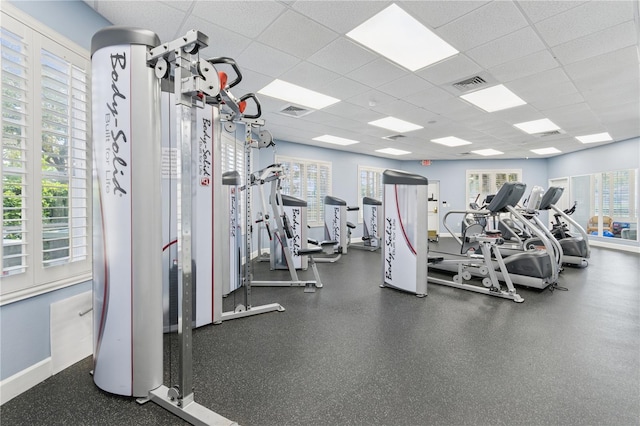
299 240 338 292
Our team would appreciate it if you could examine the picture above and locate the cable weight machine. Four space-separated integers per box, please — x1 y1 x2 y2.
92 26 283 425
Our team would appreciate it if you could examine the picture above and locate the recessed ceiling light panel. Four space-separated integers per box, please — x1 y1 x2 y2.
313 135 360 146
460 84 526 112
471 149 503 156
514 118 561 134
258 79 340 110
376 147 411 156
347 4 458 71
368 116 423 133
431 136 472 147
576 132 613 144
530 147 561 155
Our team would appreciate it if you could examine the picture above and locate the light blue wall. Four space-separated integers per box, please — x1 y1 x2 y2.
402 157 549 228
0 281 92 379
548 137 639 178
8 0 111 50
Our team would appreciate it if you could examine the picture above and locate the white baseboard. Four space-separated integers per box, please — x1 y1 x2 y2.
589 239 640 253
0 357 52 406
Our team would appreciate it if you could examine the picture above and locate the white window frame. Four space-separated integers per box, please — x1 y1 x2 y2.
276 155 332 227
597 169 637 222
357 165 385 222
1 5 92 304
466 169 522 207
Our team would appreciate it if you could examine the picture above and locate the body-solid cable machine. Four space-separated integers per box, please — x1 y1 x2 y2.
92 26 279 424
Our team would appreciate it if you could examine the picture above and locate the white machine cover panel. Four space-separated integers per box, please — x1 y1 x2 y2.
383 184 418 292
160 95 218 327
324 205 340 243
92 44 133 395
363 204 380 247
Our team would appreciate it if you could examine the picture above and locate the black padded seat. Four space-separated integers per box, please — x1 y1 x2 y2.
298 247 323 256
347 221 356 229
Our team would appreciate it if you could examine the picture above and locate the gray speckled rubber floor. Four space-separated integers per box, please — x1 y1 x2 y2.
2 242 639 425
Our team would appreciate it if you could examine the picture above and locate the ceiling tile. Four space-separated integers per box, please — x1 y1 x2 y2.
192 1 286 39
564 46 639 92
371 100 440 126
404 86 452 109
551 20 638 65
318 77 371 100
482 104 541 126
323 101 385 124
346 89 396 110
258 10 339 59
489 50 560 82
544 103 600 131
232 69 275 98
584 79 640 111
291 0 391 34
437 1 529 51
236 42 300 78
93 1 186 43
534 0 636 47
180 15 252 60
434 97 488 122
279 62 342 92
528 90 585 112
346 58 408 89
307 37 377 75
378 74 433 100
159 1 195 12
516 1 587 23
466 27 546 69
399 0 489 29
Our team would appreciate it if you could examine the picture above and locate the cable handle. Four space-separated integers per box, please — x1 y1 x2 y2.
239 93 262 119
206 57 243 89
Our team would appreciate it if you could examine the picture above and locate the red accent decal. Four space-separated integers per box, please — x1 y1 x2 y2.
395 185 417 255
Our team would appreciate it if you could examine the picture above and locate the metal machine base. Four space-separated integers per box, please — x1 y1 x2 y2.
221 302 285 322
427 276 524 303
139 385 237 426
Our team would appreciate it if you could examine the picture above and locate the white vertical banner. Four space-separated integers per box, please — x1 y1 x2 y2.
325 205 341 242
383 184 418 293
92 44 133 395
194 105 214 327
229 185 241 292
364 204 380 247
285 205 303 269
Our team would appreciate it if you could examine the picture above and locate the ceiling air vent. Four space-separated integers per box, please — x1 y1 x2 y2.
278 104 314 118
452 76 487 92
383 134 406 141
535 130 565 138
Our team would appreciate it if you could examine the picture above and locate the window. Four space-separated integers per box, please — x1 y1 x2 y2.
597 170 636 219
357 165 384 222
276 155 331 226
1 7 91 301
560 170 637 240
466 169 521 207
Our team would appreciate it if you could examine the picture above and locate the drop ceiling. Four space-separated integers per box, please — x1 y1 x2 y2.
84 0 640 160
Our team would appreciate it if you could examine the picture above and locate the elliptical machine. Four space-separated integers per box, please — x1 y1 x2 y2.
539 187 590 267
